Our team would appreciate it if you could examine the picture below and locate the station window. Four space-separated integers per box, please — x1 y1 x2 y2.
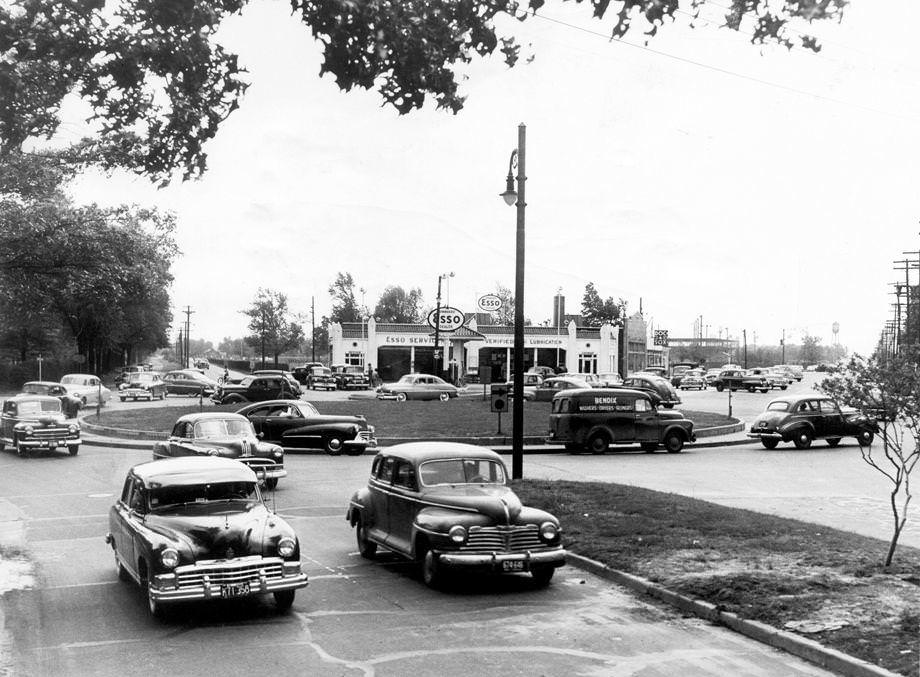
345 352 365 368
578 353 597 374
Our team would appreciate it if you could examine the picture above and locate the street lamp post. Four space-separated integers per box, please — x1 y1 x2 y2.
432 273 454 379
500 123 526 481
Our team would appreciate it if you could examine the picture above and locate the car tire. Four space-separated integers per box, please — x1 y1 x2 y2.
531 566 555 587
761 438 779 450
857 430 874 446
356 519 377 559
640 442 658 453
420 548 444 589
760 389 769 393
324 434 345 455
68 445 79 456
120 397 126 402
663 403 674 409
115 554 130 582
663 431 684 453
793 429 813 449
395 392 407 402
586 431 610 455
439 392 450 402
747 386 755 393
715 384 724 392
15 440 27 457
273 590 295 612
826 438 841 448
264 477 278 490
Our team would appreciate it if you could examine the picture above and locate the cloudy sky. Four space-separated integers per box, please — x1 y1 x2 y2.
66 0 920 354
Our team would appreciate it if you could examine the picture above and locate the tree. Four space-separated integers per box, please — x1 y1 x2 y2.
328 272 360 323
818 353 920 566
374 286 424 324
241 289 304 365
800 333 822 365
581 283 625 328
0 1 847 184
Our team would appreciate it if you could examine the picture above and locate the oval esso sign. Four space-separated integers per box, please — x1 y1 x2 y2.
427 306 465 332
477 294 503 312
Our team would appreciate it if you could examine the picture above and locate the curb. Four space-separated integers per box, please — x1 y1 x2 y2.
566 553 900 677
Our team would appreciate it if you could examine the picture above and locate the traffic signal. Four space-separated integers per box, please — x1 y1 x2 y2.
490 384 509 413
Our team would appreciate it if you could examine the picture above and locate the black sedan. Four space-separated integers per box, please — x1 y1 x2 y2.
236 400 376 456
162 369 219 397
747 395 877 449
152 413 286 488
105 456 308 617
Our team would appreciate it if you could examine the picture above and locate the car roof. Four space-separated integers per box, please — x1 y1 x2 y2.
236 399 314 413
558 387 652 399
378 442 503 464
22 381 61 387
4 394 62 404
769 394 834 405
62 373 97 379
131 456 256 486
172 412 250 424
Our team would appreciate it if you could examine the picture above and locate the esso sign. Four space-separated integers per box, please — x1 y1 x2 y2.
477 294 503 312
427 306 465 332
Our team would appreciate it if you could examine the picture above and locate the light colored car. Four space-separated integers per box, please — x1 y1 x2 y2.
377 374 459 402
597 372 623 387
532 376 591 402
60 373 111 406
500 372 544 400
704 368 722 385
678 370 707 390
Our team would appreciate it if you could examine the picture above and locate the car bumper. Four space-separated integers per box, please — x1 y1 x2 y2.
19 437 80 449
436 548 567 572
121 389 155 398
747 431 783 440
149 560 307 603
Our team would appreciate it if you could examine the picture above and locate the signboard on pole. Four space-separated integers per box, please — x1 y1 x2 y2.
426 306 465 333
477 294 503 313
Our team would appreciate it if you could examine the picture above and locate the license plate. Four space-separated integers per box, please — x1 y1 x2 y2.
40 441 50 447
502 560 526 572
219 582 251 599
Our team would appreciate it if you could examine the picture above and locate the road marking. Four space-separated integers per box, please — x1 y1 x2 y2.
87 493 112 498
42 581 119 590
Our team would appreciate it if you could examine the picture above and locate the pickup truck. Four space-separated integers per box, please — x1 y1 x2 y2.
210 375 300 405
712 369 769 393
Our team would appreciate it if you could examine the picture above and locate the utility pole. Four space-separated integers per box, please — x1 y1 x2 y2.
781 328 785 363
899 253 919 348
177 329 183 367
311 296 316 363
183 306 194 369
743 329 747 368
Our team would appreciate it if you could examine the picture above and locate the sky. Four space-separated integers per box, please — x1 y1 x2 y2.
62 0 920 355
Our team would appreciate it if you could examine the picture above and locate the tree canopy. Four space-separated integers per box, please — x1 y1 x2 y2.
581 282 625 327
0 0 847 184
241 288 304 364
328 272 361 323
373 285 424 324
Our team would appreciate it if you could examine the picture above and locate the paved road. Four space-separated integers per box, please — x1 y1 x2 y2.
0 444 835 677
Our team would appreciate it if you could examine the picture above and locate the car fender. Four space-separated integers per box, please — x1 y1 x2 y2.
347 488 372 525
661 424 690 442
291 421 359 438
151 442 169 459
779 421 815 440
582 423 616 444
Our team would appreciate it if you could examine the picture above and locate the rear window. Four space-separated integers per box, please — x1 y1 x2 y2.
552 397 571 413
766 401 790 412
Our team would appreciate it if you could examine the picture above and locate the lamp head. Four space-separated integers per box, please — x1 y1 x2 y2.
500 172 517 206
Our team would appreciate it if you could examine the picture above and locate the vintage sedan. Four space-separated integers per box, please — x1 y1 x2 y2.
21 381 83 417
620 374 682 408
105 456 308 617
162 369 218 397
118 371 167 401
347 443 566 588
60 373 111 406
252 370 303 396
237 400 376 455
747 395 877 449
748 367 789 390
532 376 590 402
307 366 337 391
377 374 459 402
0 395 81 456
152 413 286 488
678 370 707 391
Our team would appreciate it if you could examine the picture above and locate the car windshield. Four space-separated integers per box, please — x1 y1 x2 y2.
766 401 790 412
60 376 83 385
194 418 254 439
419 459 506 486
17 399 62 415
130 373 157 382
21 384 48 394
149 481 260 511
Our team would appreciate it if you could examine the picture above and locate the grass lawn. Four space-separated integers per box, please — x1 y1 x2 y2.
514 480 920 676
87 398 734 438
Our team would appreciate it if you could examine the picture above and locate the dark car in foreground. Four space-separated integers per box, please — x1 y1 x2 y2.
152 413 286 488
0 395 81 456
347 443 566 588
237 400 376 455
105 456 308 617
747 395 876 449
547 388 695 453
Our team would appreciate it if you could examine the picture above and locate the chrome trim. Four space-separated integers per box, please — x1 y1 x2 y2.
149 555 307 603
438 549 566 568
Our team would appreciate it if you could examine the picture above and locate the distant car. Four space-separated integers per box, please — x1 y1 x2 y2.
237 400 376 456
532 376 590 402
747 395 876 449
527 366 557 378
152 412 286 488
620 374 682 408
596 372 623 387
748 367 789 390
211 375 300 405
548 388 696 453
570 373 602 387
60 373 111 406
346 442 567 588
20 381 82 417
115 366 146 386
306 366 337 391
292 363 324 385
712 369 769 393
669 363 698 388
773 364 804 382
162 369 218 397
105 456 308 617
330 364 370 390
0 395 81 456
500 372 544 401
252 370 303 396
193 359 210 370
704 368 722 385
642 366 667 377
678 371 707 391
118 372 167 401
377 374 459 402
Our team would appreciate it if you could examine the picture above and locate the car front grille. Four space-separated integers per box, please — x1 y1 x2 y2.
30 428 73 439
357 430 373 442
459 525 553 553
174 556 285 588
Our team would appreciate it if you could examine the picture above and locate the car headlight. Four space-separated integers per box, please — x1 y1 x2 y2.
68 424 78 434
160 548 179 569
24 425 34 435
448 525 467 544
273 449 283 459
118 384 127 390
278 537 296 558
206 448 221 456
539 522 559 542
